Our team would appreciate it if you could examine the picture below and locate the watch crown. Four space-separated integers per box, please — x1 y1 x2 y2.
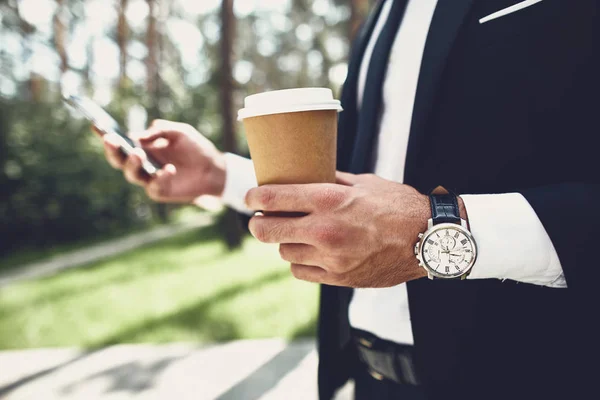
418 233 424 239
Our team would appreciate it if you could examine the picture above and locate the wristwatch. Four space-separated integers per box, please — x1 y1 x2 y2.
414 193 478 280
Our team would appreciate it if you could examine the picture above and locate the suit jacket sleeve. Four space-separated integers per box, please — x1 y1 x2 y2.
521 183 600 294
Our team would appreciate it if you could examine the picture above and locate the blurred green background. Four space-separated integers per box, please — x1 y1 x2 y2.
0 0 369 350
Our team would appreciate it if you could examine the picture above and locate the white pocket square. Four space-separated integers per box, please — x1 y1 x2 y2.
479 0 543 24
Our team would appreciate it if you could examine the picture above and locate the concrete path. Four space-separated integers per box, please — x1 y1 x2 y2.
0 340 353 400
0 215 213 288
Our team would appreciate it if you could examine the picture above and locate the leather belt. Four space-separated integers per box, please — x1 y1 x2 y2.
352 328 420 386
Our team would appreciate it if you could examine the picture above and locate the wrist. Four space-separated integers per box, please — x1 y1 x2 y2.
206 152 227 198
457 195 469 227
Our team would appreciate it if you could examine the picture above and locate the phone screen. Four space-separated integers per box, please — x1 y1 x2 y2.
63 93 161 176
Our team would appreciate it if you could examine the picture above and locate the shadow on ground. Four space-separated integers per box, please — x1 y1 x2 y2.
59 356 184 396
216 343 314 400
89 269 289 348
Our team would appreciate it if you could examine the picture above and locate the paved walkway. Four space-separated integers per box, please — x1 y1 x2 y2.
0 340 353 400
0 215 213 288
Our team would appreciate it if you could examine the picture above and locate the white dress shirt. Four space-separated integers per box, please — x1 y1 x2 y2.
220 0 566 346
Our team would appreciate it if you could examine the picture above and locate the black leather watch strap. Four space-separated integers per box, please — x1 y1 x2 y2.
429 194 461 225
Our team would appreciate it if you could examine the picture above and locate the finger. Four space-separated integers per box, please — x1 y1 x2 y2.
290 264 328 283
127 131 146 141
245 184 346 213
335 171 360 186
146 164 177 202
249 215 315 245
138 120 188 143
279 244 326 269
137 127 179 143
123 148 151 186
91 125 103 138
103 133 127 169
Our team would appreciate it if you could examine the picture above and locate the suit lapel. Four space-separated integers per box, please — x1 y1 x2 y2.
403 0 476 185
337 0 386 172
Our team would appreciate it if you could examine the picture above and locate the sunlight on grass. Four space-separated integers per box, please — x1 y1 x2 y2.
0 227 319 350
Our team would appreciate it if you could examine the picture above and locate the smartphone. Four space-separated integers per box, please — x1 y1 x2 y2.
63 93 162 176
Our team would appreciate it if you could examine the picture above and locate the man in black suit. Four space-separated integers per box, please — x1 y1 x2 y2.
105 0 600 399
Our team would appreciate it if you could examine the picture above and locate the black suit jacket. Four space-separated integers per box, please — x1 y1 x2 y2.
318 1 600 399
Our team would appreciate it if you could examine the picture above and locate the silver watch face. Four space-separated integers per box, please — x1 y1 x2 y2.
419 223 477 279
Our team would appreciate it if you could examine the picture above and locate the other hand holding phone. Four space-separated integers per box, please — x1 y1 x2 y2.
64 94 162 176
101 119 227 203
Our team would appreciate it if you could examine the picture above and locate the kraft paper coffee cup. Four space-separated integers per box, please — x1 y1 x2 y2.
238 88 343 186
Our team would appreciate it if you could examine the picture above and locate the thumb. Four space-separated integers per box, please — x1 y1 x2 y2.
336 171 361 186
137 126 181 144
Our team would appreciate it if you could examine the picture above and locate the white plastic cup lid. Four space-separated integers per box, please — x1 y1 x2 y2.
238 88 343 121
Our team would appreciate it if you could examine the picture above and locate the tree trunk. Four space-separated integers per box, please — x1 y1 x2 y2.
220 0 243 249
349 0 370 40
12 0 37 100
146 0 159 102
53 0 68 76
84 34 94 94
145 0 169 222
117 0 129 88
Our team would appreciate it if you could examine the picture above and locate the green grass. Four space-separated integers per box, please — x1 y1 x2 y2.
0 226 319 350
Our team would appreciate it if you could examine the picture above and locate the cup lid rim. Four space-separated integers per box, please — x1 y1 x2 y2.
237 88 343 121
238 102 342 121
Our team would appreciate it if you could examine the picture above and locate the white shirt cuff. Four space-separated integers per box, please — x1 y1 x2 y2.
221 153 257 215
462 193 567 288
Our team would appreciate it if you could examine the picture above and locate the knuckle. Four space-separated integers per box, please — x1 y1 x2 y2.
259 188 277 210
180 123 194 134
314 186 345 209
360 173 376 180
314 224 342 247
150 119 166 128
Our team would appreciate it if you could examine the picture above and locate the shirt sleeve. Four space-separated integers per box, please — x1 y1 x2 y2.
461 193 567 288
220 153 257 215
